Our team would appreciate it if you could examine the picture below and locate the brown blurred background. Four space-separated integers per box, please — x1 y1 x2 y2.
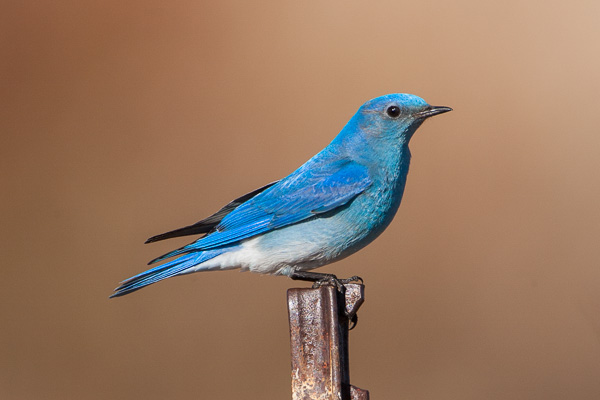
2 1 600 399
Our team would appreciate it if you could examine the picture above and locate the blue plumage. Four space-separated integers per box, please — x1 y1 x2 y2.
111 94 451 298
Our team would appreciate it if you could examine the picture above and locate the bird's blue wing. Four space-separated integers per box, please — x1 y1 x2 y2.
144 180 280 243
150 160 371 263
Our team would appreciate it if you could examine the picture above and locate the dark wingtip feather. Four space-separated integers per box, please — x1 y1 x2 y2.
144 225 211 244
145 233 171 244
143 180 280 244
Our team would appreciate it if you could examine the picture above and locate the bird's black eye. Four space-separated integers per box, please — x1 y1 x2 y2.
386 105 400 118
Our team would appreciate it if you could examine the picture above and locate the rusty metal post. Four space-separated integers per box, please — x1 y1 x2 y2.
287 284 369 400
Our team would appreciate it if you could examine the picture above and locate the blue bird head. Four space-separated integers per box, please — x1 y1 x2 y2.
354 93 451 143
328 93 451 167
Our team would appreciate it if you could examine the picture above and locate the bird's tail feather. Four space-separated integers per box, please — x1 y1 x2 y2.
147 243 195 265
110 249 226 298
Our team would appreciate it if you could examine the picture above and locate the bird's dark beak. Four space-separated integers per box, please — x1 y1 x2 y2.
415 105 453 119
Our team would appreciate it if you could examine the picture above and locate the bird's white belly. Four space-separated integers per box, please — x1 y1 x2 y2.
181 234 327 276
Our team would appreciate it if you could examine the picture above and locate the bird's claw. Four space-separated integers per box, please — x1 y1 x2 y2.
338 275 363 285
348 313 358 330
311 275 345 292
311 274 364 291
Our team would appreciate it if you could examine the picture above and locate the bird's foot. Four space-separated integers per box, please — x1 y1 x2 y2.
337 275 364 285
311 274 346 292
289 271 364 329
290 271 363 292
312 275 363 295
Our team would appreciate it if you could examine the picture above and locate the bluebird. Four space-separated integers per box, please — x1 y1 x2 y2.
111 94 451 298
